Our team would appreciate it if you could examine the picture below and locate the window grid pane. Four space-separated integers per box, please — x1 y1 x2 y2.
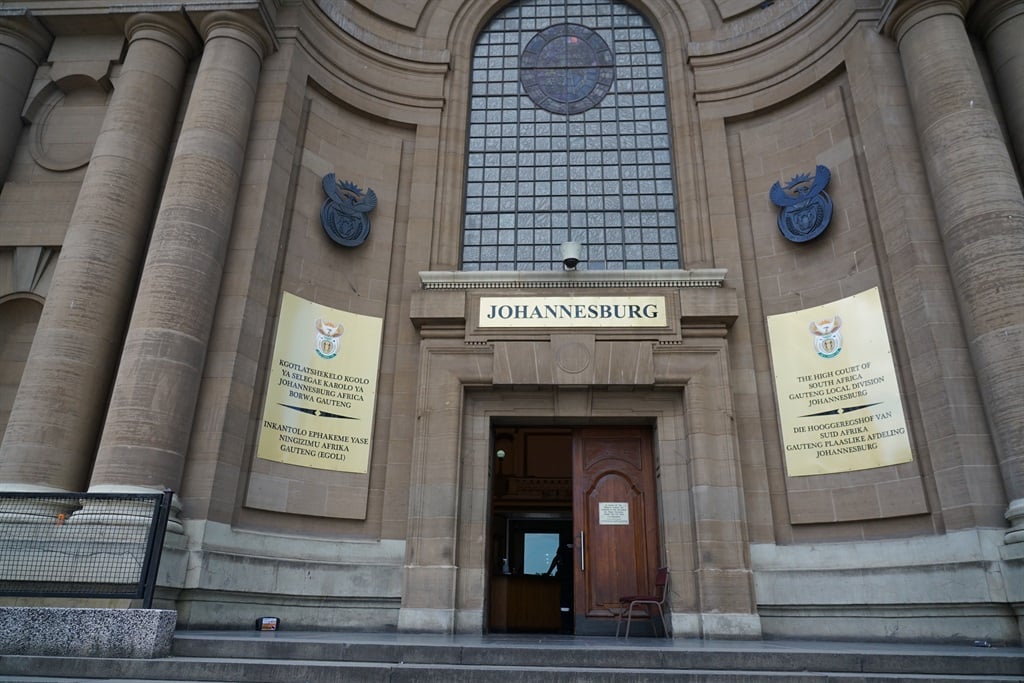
462 0 680 271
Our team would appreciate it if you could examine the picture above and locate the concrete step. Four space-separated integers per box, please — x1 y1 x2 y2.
0 679 239 683
169 633 1024 678
1 632 1021 682
1 656 1022 683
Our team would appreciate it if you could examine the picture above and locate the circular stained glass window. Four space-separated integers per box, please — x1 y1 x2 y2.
520 23 615 115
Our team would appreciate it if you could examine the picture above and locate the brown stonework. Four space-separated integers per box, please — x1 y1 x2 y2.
0 15 51 186
0 0 1020 643
884 0 1024 540
87 12 270 501
0 13 196 492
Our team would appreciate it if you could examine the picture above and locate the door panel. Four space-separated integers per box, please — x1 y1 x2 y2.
573 427 658 634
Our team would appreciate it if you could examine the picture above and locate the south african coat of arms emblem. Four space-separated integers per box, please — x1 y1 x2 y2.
809 315 842 359
314 317 344 360
770 165 833 243
321 173 377 247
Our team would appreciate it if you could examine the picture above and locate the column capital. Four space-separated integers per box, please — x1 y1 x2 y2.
124 13 200 62
880 0 973 42
968 0 1024 38
198 11 275 62
0 12 52 64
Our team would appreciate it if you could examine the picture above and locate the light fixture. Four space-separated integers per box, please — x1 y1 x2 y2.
496 449 506 460
560 241 582 270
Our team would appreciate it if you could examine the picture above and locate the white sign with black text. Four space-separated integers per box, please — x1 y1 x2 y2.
598 502 630 525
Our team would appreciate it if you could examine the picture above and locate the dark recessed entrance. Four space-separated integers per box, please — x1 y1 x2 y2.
488 426 660 636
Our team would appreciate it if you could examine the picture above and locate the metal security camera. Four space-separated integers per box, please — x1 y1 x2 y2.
560 241 582 270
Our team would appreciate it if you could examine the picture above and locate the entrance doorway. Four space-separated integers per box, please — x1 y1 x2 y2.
488 426 660 635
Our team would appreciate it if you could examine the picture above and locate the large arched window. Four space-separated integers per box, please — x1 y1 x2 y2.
461 0 679 271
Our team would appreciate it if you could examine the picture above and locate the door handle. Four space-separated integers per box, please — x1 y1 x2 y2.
579 530 585 572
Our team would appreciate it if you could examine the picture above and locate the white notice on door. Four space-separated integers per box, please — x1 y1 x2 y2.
598 502 629 525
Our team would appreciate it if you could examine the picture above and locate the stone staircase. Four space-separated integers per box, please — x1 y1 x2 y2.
1 631 1022 682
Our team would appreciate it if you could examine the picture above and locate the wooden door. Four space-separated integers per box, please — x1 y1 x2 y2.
572 427 659 634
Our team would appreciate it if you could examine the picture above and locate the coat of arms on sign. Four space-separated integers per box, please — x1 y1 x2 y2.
320 173 377 247
769 165 833 243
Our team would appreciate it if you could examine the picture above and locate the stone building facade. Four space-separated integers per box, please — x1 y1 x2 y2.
0 0 1021 643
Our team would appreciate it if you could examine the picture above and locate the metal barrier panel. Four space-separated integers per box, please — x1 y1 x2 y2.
0 491 172 608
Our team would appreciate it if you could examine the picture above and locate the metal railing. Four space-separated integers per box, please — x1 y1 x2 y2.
0 490 172 608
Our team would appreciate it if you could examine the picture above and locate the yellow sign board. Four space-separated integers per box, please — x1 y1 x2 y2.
255 292 383 473
766 287 912 477
479 296 667 328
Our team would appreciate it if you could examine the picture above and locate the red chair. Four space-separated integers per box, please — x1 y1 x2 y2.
615 566 670 638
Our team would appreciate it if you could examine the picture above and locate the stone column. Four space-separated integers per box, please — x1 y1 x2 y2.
0 15 196 493
971 0 1024 174
0 14 51 186
86 13 271 500
884 0 1024 542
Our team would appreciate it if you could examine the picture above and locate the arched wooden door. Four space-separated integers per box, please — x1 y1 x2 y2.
572 427 659 634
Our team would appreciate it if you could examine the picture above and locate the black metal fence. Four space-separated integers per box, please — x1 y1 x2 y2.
0 490 172 608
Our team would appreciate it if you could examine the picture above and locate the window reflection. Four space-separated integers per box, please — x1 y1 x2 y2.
523 532 561 574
